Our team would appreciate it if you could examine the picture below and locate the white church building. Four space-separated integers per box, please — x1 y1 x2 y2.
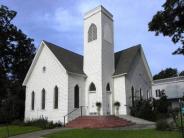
23 5 152 123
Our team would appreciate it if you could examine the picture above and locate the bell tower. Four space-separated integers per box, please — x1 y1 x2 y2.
83 5 114 115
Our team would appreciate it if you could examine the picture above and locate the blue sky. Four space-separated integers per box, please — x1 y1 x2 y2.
1 0 183 75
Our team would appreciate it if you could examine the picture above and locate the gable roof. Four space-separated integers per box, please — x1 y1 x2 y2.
44 41 85 75
23 40 150 86
44 41 143 76
114 45 141 75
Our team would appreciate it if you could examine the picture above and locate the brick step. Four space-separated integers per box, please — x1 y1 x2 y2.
66 116 133 128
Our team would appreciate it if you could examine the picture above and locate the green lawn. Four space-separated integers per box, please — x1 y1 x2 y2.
45 129 181 138
176 116 184 127
0 125 42 138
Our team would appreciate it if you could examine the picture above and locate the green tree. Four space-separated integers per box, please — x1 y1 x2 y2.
130 99 156 121
153 68 178 80
130 95 170 121
153 94 170 116
179 70 184 76
148 0 184 55
0 5 36 122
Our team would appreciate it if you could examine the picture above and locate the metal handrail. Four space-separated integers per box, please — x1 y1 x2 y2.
63 106 86 126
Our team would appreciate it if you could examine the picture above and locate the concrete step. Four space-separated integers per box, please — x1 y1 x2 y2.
66 116 133 128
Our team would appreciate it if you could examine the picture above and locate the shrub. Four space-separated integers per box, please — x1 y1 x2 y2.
114 101 120 107
130 95 171 121
130 99 156 121
96 102 102 108
169 107 179 126
96 102 102 115
153 95 170 116
11 119 24 126
156 119 172 131
24 117 62 129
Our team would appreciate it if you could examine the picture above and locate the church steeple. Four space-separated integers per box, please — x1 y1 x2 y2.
83 5 114 74
83 5 114 115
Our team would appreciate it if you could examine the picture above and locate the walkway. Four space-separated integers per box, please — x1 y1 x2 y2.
9 116 156 138
9 128 71 138
101 124 156 130
119 115 156 125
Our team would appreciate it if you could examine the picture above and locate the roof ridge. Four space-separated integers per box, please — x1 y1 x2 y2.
115 44 141 54
43 40 83 57
43 40 142 76
153 76 184 82
43 40 84 75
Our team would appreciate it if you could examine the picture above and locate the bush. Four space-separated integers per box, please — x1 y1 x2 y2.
24 117 62 129
96 102 102 108
114 101 120 107
153 95 170 115
169 107 179 126
11 119 24 126
130 95 171 121
156 119 173 131
130 99 156 121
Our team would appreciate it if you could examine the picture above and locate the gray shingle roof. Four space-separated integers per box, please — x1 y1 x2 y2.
114 45 141 75
44 40 141 76
44 41 85 75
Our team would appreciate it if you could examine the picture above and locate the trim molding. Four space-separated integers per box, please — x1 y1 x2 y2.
67 71 87 78
112 73 127 78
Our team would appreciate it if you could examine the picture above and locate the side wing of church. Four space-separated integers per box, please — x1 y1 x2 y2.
23 5 152 123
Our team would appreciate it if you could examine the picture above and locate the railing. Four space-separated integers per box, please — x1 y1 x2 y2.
63 106 86 127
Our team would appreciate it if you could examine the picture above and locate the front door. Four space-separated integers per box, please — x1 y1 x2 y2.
106 92 111 115
89 92 96 115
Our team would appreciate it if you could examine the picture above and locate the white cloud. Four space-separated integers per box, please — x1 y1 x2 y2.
77 0 100 15
42 0 101 32
54 8 82 31
43 8 82 32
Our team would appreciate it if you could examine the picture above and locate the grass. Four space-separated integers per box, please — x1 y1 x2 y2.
0 125 42 138
45 129 181 138
176 116 184 127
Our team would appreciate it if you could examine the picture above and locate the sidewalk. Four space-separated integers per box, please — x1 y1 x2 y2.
119 115 156 125
9 128 71 138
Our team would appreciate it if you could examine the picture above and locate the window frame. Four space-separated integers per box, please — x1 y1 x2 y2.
155 89 161 97
147 90 149 99
88 23 97 42
106 83 111 92
131 86 135 107
74 85 80 108
41 89 46 110
31 91 35 110
89 82 96 92
54 86 59 109
140 88 142 99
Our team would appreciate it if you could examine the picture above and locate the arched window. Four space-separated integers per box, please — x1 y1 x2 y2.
88 23 97 42
41 89 45 110
54 86 58 109
147 90 149 100
89 82 96 91
31 91 35 110
131 86 134 107
74 85 79 108
106 83 110 91
140 88 142 100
